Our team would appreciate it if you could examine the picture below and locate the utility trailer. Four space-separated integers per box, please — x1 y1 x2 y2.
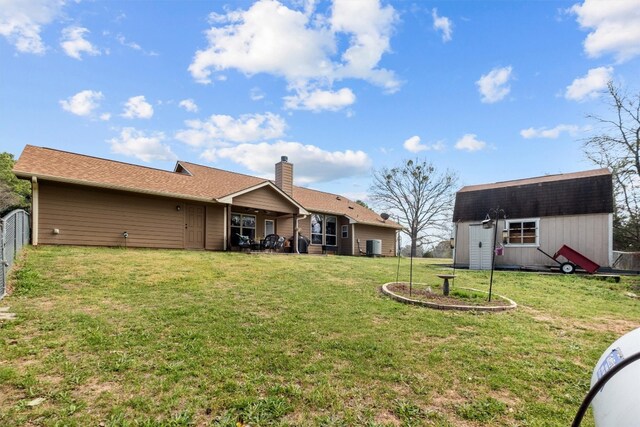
537 244 600 274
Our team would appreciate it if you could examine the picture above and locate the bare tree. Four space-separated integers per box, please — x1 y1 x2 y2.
369 159 458 257
584 82 640 250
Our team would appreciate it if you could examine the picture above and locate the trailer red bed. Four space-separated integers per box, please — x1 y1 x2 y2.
537 244 600 274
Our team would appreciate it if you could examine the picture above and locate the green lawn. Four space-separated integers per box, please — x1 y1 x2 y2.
0 246 638 426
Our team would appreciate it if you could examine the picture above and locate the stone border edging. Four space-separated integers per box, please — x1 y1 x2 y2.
381 282 517 312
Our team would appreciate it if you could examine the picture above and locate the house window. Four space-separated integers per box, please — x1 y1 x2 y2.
231 213 256 245
326 216 337 246
311 214 323 245
311 214 338 246
505 218 539 246
341 225 349 239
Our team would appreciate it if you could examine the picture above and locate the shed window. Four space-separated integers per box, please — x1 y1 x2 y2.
505 218 539 246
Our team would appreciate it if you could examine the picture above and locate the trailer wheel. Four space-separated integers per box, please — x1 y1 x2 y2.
561 262 575 274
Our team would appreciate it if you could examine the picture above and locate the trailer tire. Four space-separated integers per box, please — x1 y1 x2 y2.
561 262 575 274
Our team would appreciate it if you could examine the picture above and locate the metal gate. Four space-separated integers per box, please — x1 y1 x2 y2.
1 209 30 299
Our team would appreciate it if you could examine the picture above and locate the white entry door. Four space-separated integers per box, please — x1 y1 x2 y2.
469 224 493 270
265 219 275 236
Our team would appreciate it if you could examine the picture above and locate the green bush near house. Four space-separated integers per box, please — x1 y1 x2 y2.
0 246 638 426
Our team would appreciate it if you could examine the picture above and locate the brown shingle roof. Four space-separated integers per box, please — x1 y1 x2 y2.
292 186 401 229
12 145 267 201
13 145 399 228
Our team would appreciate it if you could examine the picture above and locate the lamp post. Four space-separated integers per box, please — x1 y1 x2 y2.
483 207 507 302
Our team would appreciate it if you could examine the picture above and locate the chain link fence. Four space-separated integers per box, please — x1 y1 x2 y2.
1 209 30 300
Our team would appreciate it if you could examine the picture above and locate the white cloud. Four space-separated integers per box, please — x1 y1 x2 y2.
455 134 486 152
329 0 400 92
116 34 141 51
178 99 198 113
0 0 64 54
476 66 513 103
565 66 613 101
108 127 176 162
571 0 640 62
60 26 100 60
250 87 265 101
432 8 452 42
284 87 355 111
202 140 371 184
175 112 286 147
115 33 158 56
99 112 111 121
188 0 400 102
122 95 154 119
59 90 103 117
189 0 334 85
403 135 445 153
520 124 589 139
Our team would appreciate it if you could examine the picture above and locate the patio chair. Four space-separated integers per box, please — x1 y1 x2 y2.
262 234 279 251
236 233 253 251
274 236 286 252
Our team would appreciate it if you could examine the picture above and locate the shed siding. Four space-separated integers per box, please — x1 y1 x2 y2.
354 224 397 257
455 213 611 268
232 186 297 213
205 205 225 250
38 181 185 248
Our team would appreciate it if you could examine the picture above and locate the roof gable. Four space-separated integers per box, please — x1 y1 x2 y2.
218 181 308 215
453 169 613 221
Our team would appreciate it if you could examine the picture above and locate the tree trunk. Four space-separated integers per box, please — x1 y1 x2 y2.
410 231 418 257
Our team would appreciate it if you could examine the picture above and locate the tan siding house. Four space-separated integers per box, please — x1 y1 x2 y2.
14 146 401 255
452 169 614 271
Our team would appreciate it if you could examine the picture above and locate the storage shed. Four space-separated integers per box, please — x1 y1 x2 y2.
452 169 614 270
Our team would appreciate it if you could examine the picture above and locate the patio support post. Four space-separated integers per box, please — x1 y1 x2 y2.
293 213 298 253
31 177 39 246
225 204 232 251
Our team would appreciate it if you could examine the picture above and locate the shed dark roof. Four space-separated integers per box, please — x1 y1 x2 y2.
453 169 613 221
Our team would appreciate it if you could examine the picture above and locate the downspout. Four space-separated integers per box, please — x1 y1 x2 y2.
295 214 307 254
351 223 356 256
31 176 39 246
608 213 613 267
223 205 228 251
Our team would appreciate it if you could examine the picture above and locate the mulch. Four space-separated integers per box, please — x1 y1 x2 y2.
386 282 510 307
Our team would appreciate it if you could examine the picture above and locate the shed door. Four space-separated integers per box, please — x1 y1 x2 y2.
185 205 205 249
469 224 493 270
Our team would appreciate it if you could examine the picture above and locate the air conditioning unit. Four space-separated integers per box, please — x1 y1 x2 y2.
366 239 382 257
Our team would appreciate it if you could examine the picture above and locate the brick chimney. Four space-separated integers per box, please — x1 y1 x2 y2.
275 156 293 196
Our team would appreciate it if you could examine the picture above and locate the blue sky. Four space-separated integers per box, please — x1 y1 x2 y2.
2 0 640 203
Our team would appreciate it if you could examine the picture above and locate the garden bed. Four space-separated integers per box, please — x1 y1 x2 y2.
382 282 517 312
